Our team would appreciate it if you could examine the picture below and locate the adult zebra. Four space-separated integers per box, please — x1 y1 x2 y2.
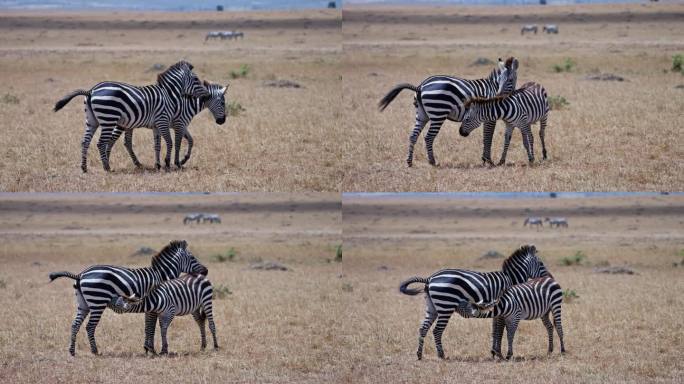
53 61 210 172
48 240 208 356
378 57 519 167
399 244 550 360
105 81 228 170
470 276 566 360
460 82 549 165
111 274 218 355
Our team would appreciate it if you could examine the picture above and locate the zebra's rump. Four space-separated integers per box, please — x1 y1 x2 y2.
427 269 508 310
89 81 164 128
78 265 146 306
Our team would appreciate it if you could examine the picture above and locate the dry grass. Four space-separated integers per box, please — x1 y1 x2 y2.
339 194 684 383
0 10 342 192
341 3 684 191
0 193 343 383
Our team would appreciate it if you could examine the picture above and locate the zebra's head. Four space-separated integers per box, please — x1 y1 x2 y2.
201 81 228 125
494 57 518 96
502 244 552 284
152 240 208 279
158 61 210 100
469 298 500 317
458 97 485 137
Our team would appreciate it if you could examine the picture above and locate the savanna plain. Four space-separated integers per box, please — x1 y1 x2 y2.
342 3 684 191
0 193 343 383
340 194 684 383
0 9 342 192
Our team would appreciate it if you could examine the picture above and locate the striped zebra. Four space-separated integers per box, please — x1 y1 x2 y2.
111 274 218 355
543 24 559 34
378 57 519 167
545 217 568 228
459 82 549 165
184 213 204 224
399 244 551 360
202 214 221 224
106 81 228 170
521 24 538 35
470 276 566 360
524 217 544 228
53 61 210 172
48 240 208 356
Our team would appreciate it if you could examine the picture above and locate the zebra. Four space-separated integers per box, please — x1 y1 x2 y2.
459 82 549 165
399 244 551 360
521 24 538 35
233 31 245 39
106 81 228 170
110 274 218 355
378 57 519 167
202 214 221 224
184 213 204 224
205 31 223 41
469 276 566 360
543 24 559 34
545 217 568 228
524 217 544 228
53 61 210 172
48 240 208 356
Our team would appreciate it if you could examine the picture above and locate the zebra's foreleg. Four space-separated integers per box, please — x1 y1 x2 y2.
156 120 173 171
541 313 554 354
158 310 175 355
424 119 446 166
84 306 105 355
433 312 453 359
520 123 535 164
498 124 514 166
123 129 142 168
153 128 161 170
407 113 428 167
192 310 207 350
144 312 158 355
417 303 437 360
491 317 505 359
539 116 548 160
504 315 521 360
180 131 194 166
482 120 497 166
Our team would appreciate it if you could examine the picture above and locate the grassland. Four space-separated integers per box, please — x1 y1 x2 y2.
0 193 343 383
341 3 684 191
0 10 342 192
340 194 684 383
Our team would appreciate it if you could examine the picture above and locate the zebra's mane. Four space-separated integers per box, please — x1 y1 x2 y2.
151 240 187 268
501 244 537 272
157 61 194 84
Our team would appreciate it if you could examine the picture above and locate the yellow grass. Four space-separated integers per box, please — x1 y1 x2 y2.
341 3 684 191
0 10 342 192
340 194 684 383
0 193 343 383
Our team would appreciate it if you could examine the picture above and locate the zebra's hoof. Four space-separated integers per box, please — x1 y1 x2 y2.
69 350 75 357
81 166 88 173
134 162 143 169
497 160 506 166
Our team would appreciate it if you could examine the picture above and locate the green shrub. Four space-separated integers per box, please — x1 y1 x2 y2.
552 58 575 73
672 54 683 73
229 64 250 79
2 94 19 104
563 289 579 303
561 251 586 266
211 247 237 263
227 101 245 116
548 95 570 110
0 279 6 289
342 283 353 292
213 284 232 299
335 244 342 262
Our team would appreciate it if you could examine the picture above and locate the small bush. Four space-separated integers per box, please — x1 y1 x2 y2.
563 289 579 303
229 64 250 79
0 279 6 289
342 283 353 292
2 93 19 104
227 101 245 116
548 95 570 110
561 251 586 266
552 58 575 73
213 284 232 299
211 247 237 263
335 244 342 262
672 54 683 74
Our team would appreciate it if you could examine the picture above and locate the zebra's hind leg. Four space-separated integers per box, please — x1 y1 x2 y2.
84 306 105 355
205 304 219 350
407 112 428 167
552 305 566 354
69 293 90 356
491 317 505 359
153 128 161 170
105 127 125 166
156 120 173 171
96 124 117 172
173 124 186 169
180 131 194 166
123 129 143 168
192 310 207 350
498 124 514 166
539 116 548 160
424 119 446 166
416 299 437 360
81 110 99 173
143 312 158 355
433 312 453 359
520 123 535 164
541 313 554 354
481 120 497 166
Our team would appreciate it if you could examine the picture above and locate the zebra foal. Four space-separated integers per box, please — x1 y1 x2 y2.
460 82 549 165
399 245 551 360
111 274 219 355
470 276 566 360
49 240 208 356
378 57 519 167
53 61 209 172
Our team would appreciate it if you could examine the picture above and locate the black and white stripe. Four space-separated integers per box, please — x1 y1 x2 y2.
107 81 228 169
399 244 550 360
111 274 218 355
460 82 549 165
53 61 210 172
378 57 519 167
521 24 538 35
470 276 566 360
48 240 208 356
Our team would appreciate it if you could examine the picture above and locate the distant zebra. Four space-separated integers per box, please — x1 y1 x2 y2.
470 276 566 360
399 244 551 360
205 31 223 41
202 214 221 224
543 24 559 34
378 57 519 167
460 82 549 165
524 217 544 228
233 31 245 39
521 24 538 35
545 217 568 228
107 81 228 169
48 240 208 356
53 61 210 172
184 213 204 224
111 274 218 355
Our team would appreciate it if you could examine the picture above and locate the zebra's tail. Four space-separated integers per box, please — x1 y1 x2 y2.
399 276 429 295
48 271 80 282
378 83 418 112
53 89 90 112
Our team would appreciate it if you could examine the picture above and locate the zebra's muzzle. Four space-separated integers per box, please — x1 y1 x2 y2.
216 117 226 125
459 127 470 137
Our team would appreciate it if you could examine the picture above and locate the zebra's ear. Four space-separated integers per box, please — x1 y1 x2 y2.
497 58 505 71
222 85 229 95
179 240 188 249
203 80 210 87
